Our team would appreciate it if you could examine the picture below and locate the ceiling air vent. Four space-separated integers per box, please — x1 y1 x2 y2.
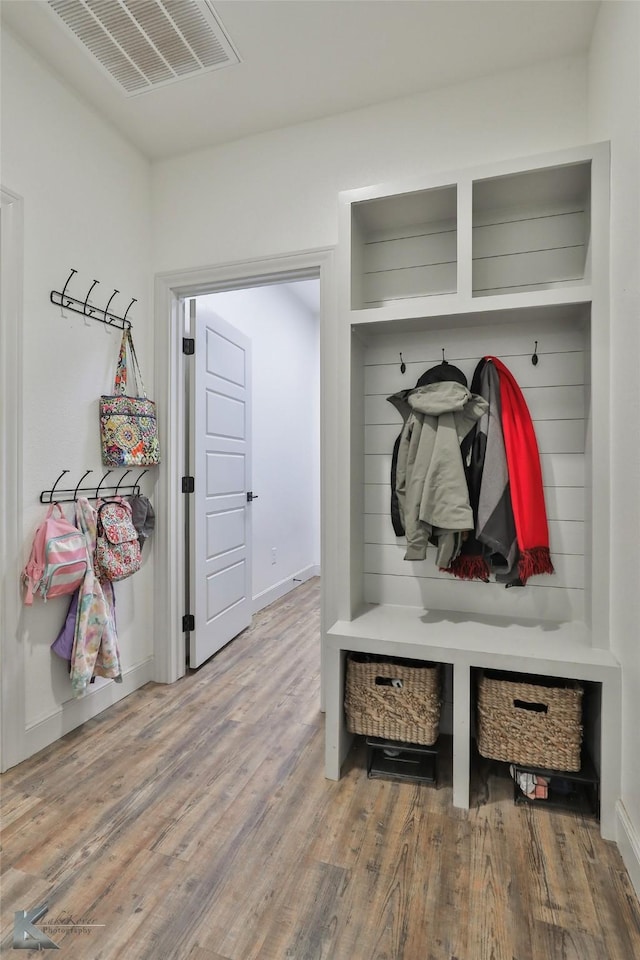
47 0 240 96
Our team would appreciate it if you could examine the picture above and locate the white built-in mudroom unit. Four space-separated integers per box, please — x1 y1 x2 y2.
323 141 622 841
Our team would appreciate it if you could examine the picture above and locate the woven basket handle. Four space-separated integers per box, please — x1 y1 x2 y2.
513 698 548 714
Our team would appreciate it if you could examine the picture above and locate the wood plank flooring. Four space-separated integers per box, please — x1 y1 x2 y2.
1 578 639 959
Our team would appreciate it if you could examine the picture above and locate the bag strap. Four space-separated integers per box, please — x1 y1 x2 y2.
113 329 129 396
126 329 147 398
98 497 132 519
112 329 147 398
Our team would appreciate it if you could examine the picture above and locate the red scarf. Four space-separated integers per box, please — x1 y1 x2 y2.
485 356 554 583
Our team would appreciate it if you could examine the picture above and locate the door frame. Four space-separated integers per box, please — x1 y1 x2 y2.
153 248 337 685
0 187 25 771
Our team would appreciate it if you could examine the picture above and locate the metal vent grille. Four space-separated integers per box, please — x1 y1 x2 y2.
47 0 240 96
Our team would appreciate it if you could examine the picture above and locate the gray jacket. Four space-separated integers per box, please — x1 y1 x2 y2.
390 381 488 566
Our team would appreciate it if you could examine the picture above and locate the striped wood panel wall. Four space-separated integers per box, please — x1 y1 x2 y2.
361 318 588 624
361 218 457 306
472 206 588 296
356 205 587 306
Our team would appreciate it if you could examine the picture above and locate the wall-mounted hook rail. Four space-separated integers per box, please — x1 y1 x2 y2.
50 268 135 331
40 469 148 504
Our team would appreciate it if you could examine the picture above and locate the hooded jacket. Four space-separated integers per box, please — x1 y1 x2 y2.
389 372 488 566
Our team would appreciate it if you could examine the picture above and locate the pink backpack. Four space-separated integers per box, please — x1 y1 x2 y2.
22 503 89 604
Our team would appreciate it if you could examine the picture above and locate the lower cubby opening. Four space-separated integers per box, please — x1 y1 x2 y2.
342 650 454 786
343 732 453 788
366 735 440 784
470 749 600 820
469 666 601 820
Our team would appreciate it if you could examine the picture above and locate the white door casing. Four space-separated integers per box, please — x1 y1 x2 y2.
189 307 253 667
0 187 25 771
153 248 335 691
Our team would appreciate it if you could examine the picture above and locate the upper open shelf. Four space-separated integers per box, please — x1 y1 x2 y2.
472 161 591 298
345 152 594 314
351 184 457 309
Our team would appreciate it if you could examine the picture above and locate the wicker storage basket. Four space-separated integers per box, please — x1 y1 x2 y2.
345 654 441 746
476 670 584 771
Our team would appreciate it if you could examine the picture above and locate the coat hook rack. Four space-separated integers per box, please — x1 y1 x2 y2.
50 268 135 331
532 341 539 366
40 468 148 504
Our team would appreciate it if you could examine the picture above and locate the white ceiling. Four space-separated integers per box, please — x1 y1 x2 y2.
2 0 601 162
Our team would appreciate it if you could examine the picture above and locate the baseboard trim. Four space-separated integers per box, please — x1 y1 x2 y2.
616 799 640 901
253 564 320 614
22 658 154 764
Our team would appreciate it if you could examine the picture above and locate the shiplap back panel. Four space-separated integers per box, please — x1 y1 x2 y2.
361 218 457 305
472 162 590 297
363 260 457 306
472 244 587 297
357 204 588 304
472 205 588 296
361 316 588 623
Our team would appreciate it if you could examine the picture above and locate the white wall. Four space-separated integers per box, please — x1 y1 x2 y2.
198 282 320 609
151 56 587 271
587 1 640 890
1 29 154 766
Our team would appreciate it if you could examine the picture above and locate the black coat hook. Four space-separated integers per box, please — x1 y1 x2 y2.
95 470 113 499
115 470 131 495
60 269 77 308
74 470 93 500
40 469 70 503
532 341 539 366
104 290 119 327
122 298 137 329
83 280 99 317
442 348 447 364
135 469 149 491
399 352 406 374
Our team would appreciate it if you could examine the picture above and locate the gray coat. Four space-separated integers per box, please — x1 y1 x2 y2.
391 381 488 566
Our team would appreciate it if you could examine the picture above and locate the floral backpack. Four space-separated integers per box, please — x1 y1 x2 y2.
95 498 142 582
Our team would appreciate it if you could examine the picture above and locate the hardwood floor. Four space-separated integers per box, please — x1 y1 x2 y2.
2 577 639 959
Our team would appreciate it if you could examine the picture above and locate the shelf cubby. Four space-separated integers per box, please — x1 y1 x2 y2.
350 184 457 309
472 160 592 297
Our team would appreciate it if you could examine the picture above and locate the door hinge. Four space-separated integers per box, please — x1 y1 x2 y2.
182 613 195 632
182 337 195 355
182 476 195 493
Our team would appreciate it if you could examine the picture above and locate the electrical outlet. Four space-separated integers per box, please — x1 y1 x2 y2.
271 547 277 565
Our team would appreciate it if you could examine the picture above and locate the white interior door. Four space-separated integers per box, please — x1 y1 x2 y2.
189 306 253 668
